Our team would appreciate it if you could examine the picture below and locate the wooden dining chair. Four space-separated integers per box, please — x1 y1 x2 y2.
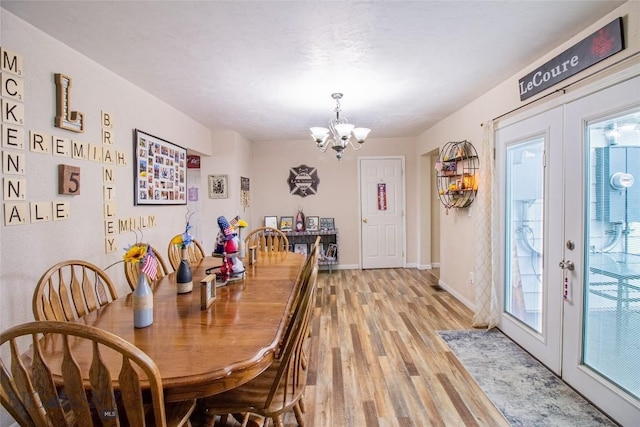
283 235 320 352
244 227 290 253
33 260 119 322
297 236 320 370
199 266 319 427
124 244 170 290
0 320 195 427
167 236 206 271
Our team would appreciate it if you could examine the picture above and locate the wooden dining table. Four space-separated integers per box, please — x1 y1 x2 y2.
60 251 306 402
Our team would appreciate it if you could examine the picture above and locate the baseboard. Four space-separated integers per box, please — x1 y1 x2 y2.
417 264 433 270
438 278 474 311
319 263 359 271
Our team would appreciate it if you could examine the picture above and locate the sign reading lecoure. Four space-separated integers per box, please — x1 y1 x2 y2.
518 18 624 101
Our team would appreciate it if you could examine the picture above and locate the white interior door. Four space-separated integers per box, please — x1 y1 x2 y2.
496 107 565 374
359 157 405 269
562 76 640 427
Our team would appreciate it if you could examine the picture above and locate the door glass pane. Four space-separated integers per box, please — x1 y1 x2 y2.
505 137 545 332
585 109 640 398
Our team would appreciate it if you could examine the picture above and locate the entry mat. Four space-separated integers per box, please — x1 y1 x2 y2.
437 329 617 426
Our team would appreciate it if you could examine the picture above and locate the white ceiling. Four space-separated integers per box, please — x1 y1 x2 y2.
1 1 626 141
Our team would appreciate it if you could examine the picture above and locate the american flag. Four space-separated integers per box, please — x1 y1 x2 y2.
141 250 158 279
229 215 240 229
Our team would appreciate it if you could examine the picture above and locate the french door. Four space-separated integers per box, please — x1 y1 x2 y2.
496 106 565 374
497 75 640 426
562 77 639 426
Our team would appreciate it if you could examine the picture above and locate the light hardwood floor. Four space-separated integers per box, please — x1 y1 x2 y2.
201 268 509 427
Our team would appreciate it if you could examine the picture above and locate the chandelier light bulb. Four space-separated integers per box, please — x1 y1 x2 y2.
352 127 371 143
335 123 355 139
310 127 330 144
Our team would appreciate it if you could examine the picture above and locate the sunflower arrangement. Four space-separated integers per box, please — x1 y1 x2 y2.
123 242 158 278
123 243 150 264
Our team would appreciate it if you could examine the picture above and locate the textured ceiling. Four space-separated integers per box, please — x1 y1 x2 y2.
1 1 626 141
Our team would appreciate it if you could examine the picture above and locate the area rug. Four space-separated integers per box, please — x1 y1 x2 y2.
437 329 616 426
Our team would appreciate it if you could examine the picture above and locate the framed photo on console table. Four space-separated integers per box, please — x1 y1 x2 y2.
134 129 187 205
294 243 308 257
325 243 338 259
280 216 293 231
306 216 319 231
264 216 278 229
320 217 335 231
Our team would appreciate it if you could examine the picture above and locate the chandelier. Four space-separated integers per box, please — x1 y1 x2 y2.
310 93 371 160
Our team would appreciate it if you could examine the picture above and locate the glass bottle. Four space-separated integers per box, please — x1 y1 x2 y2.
133 265 153 328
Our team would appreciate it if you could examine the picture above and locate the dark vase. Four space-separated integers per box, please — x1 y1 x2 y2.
176 248 193 293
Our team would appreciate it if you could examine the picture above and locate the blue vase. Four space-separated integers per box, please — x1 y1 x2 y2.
133 266 153 328
176 248 193 294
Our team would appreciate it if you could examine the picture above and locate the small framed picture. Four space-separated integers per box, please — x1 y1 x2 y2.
455 178 463 191
279 216 294 231
264 216 278 229
294 243 308 257
326 243 337 259
320 217 335 230
200 274 216 310
208 174 228 199
306 216 319 231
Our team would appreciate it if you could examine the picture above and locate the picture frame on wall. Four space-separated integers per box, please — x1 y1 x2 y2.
279 216 294 231
264 216 278 229
306 216 319 231
134 129 187 205
208 174 228 199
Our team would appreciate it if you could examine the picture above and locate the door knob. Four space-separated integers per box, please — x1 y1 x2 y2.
558 260 575 271
362 218 368 223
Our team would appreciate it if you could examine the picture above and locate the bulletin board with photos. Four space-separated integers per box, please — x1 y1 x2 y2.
134 129 187 205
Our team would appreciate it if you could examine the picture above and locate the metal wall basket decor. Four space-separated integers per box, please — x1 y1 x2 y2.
435 140 479 210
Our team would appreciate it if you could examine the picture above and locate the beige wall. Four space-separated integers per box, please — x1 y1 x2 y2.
0 11 250 337
250 137 418 267
416 1 640 306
